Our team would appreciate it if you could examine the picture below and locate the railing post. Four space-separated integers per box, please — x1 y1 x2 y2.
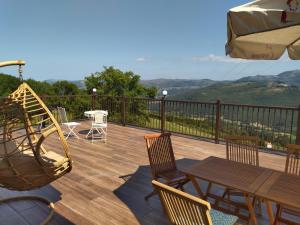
92 93 96 110
215 99 221 144
121 96 126 126
161 96 166 133
296 105 300 145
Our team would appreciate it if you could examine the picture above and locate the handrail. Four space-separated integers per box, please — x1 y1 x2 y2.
1 94 299 152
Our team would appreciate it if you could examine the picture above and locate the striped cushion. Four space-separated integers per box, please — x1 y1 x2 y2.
210 209 238 225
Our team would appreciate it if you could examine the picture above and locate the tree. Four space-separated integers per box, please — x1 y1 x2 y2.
85 66 157 97
26 79 54 95
0 74 21 96
52 81 81 95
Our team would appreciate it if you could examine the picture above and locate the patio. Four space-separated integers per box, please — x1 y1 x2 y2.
0 121 289 225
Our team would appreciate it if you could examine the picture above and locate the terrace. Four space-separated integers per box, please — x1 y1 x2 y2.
0 121 288 225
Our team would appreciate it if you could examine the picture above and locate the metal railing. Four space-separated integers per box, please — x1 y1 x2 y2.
38 95 300 152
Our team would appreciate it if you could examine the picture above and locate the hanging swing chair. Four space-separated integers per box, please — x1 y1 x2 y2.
0 60 72 224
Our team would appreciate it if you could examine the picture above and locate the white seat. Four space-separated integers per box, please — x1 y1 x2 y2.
57 107 80 139
86 111 108 142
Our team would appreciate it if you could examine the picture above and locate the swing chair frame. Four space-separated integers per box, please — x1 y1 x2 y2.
0 60 72 225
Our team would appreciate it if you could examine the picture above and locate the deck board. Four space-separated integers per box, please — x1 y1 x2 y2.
0 122 290 225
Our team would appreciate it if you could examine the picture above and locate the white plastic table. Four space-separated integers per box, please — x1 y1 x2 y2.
84 110 108 119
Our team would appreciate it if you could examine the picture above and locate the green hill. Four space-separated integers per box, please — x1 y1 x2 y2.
141 78 219 97
173 81 300 106
143 70 300 106
0 73 21 96
237 70 300 85
141 78 216 89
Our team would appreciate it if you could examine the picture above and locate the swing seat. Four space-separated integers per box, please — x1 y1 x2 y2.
0 141 70 190
0 61 72 225
0 83 72 191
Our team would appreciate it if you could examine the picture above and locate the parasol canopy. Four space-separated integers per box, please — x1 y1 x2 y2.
226 0 300 60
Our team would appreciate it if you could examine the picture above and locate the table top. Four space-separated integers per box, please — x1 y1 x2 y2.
256 172 300 210
182 156 273 194
84 110 108 116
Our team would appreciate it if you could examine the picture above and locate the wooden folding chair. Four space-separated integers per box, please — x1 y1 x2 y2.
152 180 238 225
213 135 261 220
274 144 300 225
144 133 190 200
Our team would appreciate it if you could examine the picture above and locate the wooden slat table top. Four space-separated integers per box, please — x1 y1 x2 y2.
182 156 273 194
256 172 300 210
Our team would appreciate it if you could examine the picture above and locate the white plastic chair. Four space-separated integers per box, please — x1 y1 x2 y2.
86 111 108 142
57 107 80 139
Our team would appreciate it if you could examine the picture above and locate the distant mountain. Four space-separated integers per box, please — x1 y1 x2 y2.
41 70 300 106
171 70 300 106
141 79 219 97
237 70 300 86
44 79 58 84
141 78 217 89
173 82 300 106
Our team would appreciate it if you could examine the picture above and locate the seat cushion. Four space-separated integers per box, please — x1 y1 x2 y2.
0 148 71 190
210 209 238 225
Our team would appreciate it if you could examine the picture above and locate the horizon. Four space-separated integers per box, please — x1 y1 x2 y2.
39 68 300 82
1 0 300 81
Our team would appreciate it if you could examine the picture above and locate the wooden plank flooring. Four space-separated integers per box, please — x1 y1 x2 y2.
0 122 291 225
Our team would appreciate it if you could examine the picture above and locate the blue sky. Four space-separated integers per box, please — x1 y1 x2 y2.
1 0 299 81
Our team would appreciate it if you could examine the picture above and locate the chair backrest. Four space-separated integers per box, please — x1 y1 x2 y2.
94 111 107 124
144 133 177 179
57 107 68 123
285 144 300 176
225 135 259 166
152 180 213 225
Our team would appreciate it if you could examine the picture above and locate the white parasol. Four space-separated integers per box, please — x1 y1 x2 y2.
226 0 300 60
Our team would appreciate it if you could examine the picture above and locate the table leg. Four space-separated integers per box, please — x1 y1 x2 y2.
205 182 212 197
244 193 258 225
265 200 274 225
189 176 204 198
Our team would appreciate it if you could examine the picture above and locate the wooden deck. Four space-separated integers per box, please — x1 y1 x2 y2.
0 121 290 225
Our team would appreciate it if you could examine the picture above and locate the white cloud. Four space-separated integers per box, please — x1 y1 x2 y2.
192 54 250 63
136 57 146 62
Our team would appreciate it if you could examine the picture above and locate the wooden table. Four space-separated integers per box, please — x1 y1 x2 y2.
182 156 273 225
256 171 300 223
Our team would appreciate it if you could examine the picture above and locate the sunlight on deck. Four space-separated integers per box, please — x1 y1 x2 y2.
0 121 287 225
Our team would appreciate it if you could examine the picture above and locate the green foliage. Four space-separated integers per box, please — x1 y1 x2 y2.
26 79 55 95
0 75 83 97
85 66 157 97
52 81 81 95
0 73 21 96
175 82 300 107
43 95 91 121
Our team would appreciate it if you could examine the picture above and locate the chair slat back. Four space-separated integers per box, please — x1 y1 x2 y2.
57 107 68 123
144 133 177 179
94 112 107 124
225 135 259 166
285 144 300 176
152 180 213 225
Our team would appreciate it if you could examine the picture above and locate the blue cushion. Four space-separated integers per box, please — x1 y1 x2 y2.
210 209 238 225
